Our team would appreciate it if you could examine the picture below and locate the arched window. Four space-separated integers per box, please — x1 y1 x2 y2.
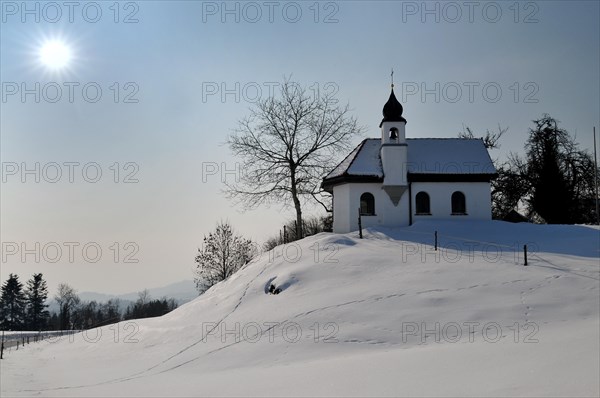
360 193 375 216
389 127 399 140
451 191 467 215
415 191 431 215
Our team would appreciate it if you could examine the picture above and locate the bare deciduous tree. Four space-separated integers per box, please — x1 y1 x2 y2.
137 289 150 307
54 283 79 330
227 78 363 239
458 124 510 219
194 221 256 294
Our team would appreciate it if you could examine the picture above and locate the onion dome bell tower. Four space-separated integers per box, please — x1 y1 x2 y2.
380 78 408 206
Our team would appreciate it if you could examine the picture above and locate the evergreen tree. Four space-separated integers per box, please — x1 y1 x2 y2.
524 115 597 223
25 273 50 330
48 312 60 330
471 115 600 223
0 274 27 330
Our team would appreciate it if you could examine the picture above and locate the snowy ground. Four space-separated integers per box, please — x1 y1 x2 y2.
1 221 599 397
1 331 72 350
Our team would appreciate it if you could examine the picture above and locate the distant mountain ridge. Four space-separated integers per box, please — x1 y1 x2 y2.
79 280 198 303
47 280 198 313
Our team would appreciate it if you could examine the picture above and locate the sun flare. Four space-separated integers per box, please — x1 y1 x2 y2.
39 40 72 69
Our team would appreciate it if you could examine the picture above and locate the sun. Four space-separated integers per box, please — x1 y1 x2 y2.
39 40 72 69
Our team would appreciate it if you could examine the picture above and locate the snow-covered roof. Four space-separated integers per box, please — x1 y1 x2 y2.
326 139 383 178
323 138 496 186
406 138 497 174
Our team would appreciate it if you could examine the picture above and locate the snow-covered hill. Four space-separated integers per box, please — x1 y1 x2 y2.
1 221 599 397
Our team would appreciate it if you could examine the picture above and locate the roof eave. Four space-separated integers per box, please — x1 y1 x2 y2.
321 174 384 190
408 173 498 182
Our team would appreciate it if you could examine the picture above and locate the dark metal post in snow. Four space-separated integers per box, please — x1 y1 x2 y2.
524 245 528 266
593 126 599 226
358 208 363 239
434 231 438 251
294 220 298 240
1 330 4 359
283 225 287 244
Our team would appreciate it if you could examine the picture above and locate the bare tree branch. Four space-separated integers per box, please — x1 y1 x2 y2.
459 124 508 150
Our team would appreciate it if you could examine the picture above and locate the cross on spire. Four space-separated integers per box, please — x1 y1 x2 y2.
391 68 394 88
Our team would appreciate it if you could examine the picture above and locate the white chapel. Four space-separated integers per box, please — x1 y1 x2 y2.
321 87 497 233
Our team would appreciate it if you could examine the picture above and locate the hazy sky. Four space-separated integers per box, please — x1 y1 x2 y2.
1 0 599 295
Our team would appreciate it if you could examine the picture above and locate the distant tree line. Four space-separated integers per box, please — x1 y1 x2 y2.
122 290 178 321
0 274 179 331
